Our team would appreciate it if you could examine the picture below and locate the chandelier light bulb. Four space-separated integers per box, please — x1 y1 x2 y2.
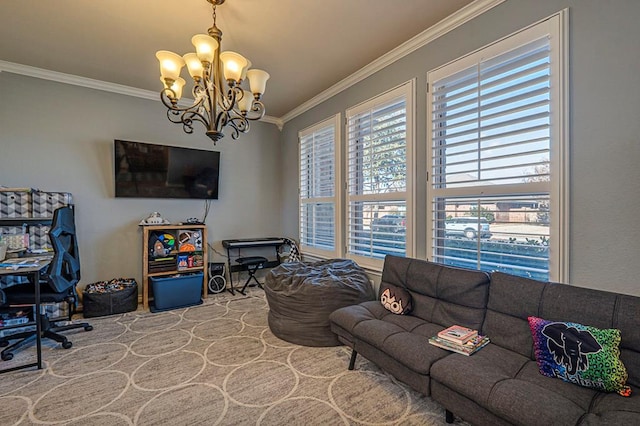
183 53 204 80
237 90 254 113
191 34 219 63
160 77 186 100
240 59 252 81
156 51 185 82
220 51 248 82
246 69 270 97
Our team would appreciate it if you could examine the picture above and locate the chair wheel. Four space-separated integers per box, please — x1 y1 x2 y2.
1 352 13 361
62 341 72 349
84 325 93 331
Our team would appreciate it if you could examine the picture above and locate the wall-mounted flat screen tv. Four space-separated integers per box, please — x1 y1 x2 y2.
114 140 220 199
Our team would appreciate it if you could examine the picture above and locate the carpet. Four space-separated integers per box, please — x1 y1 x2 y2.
0 289 467 425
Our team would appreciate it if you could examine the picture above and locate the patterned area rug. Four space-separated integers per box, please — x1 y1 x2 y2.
0 289 467 425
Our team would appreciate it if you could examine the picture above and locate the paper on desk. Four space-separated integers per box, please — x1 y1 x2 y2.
0 259 41 268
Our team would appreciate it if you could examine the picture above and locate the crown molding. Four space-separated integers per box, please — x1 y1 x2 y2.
0 0 502 131
0 60 159 101
280 0 505 124
260 115 284 130
0 60 281 127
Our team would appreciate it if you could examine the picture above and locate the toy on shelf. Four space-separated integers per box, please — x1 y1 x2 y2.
149 232 175 258
178 230 203 252
139 212 170 226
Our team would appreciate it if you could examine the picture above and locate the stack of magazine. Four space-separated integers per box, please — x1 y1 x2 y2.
429 325 490 356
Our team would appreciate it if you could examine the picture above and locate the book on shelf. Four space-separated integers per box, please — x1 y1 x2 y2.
429 334 490 356
437 325 478 344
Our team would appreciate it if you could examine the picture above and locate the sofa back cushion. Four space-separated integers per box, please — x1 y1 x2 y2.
485 272 640 388
380 255 490 331
483 272 546 358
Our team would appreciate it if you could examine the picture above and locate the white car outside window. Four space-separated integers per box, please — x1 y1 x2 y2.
445 217 492 239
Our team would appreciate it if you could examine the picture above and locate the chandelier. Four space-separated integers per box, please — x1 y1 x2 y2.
156 0 269 144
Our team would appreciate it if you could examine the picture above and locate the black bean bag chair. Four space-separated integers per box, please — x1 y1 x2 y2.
264 259 375 346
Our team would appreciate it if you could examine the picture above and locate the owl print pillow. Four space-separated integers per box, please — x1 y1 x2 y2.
380 284 412 315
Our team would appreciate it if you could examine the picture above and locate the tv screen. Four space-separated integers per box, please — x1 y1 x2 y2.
114 140 220 199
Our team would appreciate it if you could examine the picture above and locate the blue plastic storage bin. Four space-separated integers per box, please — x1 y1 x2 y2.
151 272 203 311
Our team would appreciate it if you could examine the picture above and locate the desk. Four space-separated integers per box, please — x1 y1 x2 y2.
0 256 51 374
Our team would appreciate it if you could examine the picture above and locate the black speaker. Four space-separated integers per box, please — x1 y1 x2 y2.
207 262 226 294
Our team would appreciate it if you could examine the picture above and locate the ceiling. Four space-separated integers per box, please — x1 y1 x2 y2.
0 0 474 119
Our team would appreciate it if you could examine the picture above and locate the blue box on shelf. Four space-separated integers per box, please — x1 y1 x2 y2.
151 272 203 312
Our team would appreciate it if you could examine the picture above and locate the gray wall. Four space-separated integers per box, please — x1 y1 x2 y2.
0 72 283 288
280 0 640 296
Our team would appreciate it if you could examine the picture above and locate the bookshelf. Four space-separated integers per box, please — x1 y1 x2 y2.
141 224 208 309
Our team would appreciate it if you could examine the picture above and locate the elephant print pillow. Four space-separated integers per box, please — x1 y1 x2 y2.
528 316 631 396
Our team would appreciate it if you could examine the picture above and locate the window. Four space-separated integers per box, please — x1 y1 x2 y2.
427 15 566 281
346 81 414 269
299 114 340 257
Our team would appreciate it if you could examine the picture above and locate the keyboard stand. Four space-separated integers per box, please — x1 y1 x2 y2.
235 257 267 295
222 238 285 295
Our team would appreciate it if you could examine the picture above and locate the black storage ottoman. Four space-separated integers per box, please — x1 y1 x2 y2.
82 278 138 318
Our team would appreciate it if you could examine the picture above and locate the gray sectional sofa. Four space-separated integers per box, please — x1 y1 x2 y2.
329 255 640 425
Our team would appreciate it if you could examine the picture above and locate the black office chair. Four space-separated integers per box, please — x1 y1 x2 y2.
0 206 92 361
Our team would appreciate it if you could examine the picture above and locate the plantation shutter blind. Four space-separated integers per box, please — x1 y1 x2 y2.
428 21 560 281
299 121 336 252
346 84 410 264
347 99 407 195
431 37 551 189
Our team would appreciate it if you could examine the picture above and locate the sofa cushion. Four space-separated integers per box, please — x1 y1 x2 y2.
486 271 640 384
516 361 599 410
616 295 640 388
430 343 529 405
588 384 640 423
432 345 598 425
380 283 412 314
329 301 386 343
351 314 446 375
528 316 631 396
490 362 595 426
580 411 640 425
381 255 490 330
484 272 546 358
330 296 452 375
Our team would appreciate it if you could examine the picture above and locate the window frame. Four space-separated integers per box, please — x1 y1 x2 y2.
345 80 416 271
426 12 568 282
298 113 342 258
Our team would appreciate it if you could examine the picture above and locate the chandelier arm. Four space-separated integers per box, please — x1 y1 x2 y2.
216 85 239 114
166 109 213 137
183 110 211 128
163 104 211 127
225 119 242 140
164 109 195 135
160 89 178 109
160 89 209 116
242 100 266 121
227 116 250 134
182 119 195 135
161 86 214 137
214 110 229 134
